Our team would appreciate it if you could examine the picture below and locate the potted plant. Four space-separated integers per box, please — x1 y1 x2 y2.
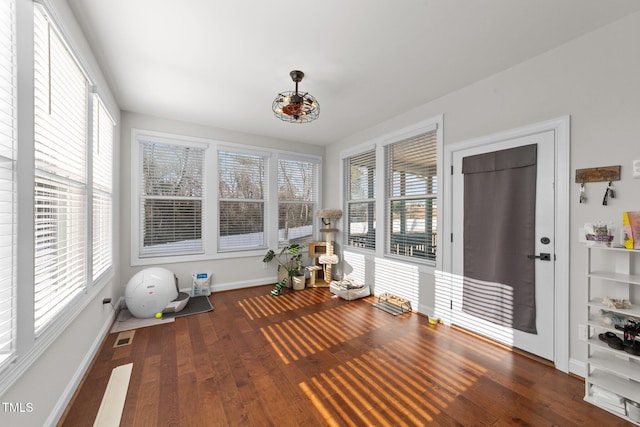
263 243 306 295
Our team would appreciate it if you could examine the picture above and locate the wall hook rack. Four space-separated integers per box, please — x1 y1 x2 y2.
575 165 621 183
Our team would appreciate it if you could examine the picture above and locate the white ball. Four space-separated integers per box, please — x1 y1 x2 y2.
125 267 177 318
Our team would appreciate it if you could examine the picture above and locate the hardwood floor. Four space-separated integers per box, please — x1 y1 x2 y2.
59 286 633 426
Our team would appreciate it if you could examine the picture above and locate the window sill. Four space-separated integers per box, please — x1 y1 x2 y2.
342 248 436 275
131 249 267 266
384 253 436 274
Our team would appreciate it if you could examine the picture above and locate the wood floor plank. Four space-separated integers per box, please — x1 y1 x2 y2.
59 286 635 426
93 363 133 427
131 355 161 426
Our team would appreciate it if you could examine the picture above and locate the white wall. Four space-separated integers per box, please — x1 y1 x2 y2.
0 1 121 426
118 111 325 296
324 11 640 373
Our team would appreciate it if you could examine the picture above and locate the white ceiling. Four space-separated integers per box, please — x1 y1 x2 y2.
67 0 640 146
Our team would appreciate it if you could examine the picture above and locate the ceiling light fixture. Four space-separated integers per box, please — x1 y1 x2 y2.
272 70 320 123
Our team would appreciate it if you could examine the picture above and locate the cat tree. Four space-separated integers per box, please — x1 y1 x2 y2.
316 208 342 284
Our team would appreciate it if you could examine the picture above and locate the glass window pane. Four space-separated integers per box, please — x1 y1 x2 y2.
279 202 314 245
277 158 318 245
219 151 265 199
388 198 436 261
385 129 438 261
344 149 375 250
143 199 202 254
218 150 267 251
140 141 204 256
92 96 114 280
219 201 264 249
33 5 88 334
0 0 16 366
346 201 375 250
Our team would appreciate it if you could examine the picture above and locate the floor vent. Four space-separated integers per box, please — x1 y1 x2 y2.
114 330 135 348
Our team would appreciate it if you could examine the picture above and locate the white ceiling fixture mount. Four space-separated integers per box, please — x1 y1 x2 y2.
272 70 319 124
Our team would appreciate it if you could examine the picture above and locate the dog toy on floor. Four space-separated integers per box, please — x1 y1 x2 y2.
270 277 289 296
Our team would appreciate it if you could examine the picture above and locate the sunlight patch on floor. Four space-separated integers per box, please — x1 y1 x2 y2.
260 302 392 364
238 288 329 320
298 330 487 425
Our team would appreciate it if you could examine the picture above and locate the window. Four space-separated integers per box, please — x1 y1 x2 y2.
92 96 114 280
0 0 16 367
278 158 318 245
34 6 89 334
218 150 267 251
0 0 118 390
385 129 438 261
132 130 322 263
138 139 205 257
344 149 376 250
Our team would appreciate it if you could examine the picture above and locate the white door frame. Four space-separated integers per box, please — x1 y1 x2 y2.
441 116 570 373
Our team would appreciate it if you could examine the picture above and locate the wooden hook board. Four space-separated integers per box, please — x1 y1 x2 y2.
575 165 620 183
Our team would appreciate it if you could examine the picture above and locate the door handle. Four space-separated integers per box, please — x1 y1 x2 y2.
528 253 551 261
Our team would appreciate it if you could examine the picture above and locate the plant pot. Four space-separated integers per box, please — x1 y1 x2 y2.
292 275 305 290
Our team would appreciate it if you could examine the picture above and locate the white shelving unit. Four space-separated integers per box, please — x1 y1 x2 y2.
585 245 640 424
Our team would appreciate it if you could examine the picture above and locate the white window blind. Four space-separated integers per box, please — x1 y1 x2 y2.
278 158 318 245
344 150 376 250
0 0 16 366
92 96 114 280
139 140 204 257
218 150 267 251
34 6 88 334
385 130 438 261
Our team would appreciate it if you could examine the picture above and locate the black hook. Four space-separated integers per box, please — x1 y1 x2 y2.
602 181 614 206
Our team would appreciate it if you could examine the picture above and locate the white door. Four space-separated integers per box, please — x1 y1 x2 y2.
451 130 555 361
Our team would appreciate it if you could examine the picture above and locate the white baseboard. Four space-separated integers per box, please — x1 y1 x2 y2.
211 277 276 293
569 358 586 378
417 303 435 318
45 303 119 427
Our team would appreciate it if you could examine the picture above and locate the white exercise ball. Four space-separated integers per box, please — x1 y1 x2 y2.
125 267 177 318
